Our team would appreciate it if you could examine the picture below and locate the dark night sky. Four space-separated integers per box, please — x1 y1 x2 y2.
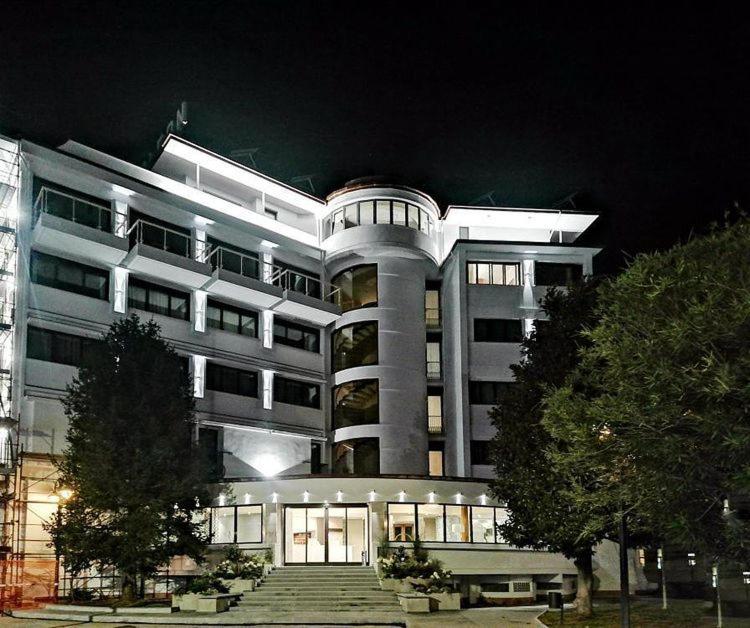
2 1 749 272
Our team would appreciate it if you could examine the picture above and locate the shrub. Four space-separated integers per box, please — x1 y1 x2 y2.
185 574 229 595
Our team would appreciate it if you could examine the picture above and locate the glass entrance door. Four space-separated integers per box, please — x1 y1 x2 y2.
284 505 369 564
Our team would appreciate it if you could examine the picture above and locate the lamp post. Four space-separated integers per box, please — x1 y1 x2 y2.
657 547 667 610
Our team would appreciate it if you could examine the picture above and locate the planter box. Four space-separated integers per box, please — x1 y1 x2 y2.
380 578 412 592
196 594 232 613
430 592 461 611
397 593 436 613
263 563 273 576
220 578 256 594
172 592 199 611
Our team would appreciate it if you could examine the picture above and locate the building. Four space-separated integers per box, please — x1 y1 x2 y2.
0 130 632 605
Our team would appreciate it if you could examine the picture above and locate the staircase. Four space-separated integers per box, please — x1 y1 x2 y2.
238 565 403 613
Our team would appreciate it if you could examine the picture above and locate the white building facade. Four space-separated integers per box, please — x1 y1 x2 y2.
0 132 626 604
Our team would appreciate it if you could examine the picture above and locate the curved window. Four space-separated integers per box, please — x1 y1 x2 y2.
332 322 378 372
332 438 379 475
331 265 378 312
332 379 379 430
326 199 433 237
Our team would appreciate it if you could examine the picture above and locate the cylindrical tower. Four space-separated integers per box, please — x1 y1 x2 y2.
323 180 440 476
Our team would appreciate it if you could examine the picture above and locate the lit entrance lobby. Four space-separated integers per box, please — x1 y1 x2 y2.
284 505 368 564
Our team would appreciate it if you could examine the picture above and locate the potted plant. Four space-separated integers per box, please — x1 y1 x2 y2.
172 574 229 611
213 546 263 593
415 568 460 611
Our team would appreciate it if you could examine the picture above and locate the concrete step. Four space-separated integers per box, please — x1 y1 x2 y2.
246 593 396 601
12 609 94 621
260 585 383 591
238 601 402 610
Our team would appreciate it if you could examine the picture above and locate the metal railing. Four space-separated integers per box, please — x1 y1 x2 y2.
270 266 340 303
428 414 443 434
426 361 442 379
426 308 441 328
203 246 260 279
33 186 112 232
127 219 191 258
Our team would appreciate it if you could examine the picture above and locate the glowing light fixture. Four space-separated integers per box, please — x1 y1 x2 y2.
369 490 376 503
271 492 278 504
428 491 436 504
244 493 252 505
479 494 488 506
253 453 284 478
455 493 463 504
303 490 310 503
398 491 406 503
336 490 343 503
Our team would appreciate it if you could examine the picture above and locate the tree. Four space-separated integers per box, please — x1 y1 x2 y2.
488 280 608 617
46 315 217 600
544 218 750 566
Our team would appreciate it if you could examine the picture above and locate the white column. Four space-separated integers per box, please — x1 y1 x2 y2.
261 252 274 283
262 310 274 348
262 370 274 409
113 267 129 314
193 290 207 333
524 318 536 338
192 355 206 398
193 228 207 262
521 259 535 311
113 200 128 238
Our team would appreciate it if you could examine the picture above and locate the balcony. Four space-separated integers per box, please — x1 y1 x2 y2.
31 186 128 265
202 246 284 309
428 414 443 434
269 267 341 326
123 219 211 288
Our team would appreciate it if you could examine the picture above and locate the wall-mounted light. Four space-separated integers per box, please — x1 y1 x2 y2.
218 494 226 507
369 490 376 503
263 370 274 409
398 491 406 503
303 490 310 503
455 493 463 504
336 490 343 503
479 494 488 506
712 564 719 588
657 547 663 570
428 492 436 504
271 492 278 504
244 493 252 505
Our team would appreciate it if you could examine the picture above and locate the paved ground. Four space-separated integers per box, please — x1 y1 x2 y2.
0 607 544 627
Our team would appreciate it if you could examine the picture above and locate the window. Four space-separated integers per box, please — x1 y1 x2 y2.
331 265 378 312
535 262 583 286
417 504 445 541
467 262 521 286
209 504 263 544
206 363 258 398
427 394 442 433
387 504 509 544
128 278 189 320
429 445 444 477
474 319 523 343
472 506 495 543
388 504 416 541
469 381 512 405
425 289 440 328
274 318 320 352
26 326 98 367
471 440 492 466
445 505 470 542
274 376 320 408
332 379 379 429
30 251 109 300
326 200 431 236
332 437 379 474
332 321 378 372
206 300 257 337
426 341 441 379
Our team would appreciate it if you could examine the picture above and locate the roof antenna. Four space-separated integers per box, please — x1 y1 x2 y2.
469 191 497 207
290 174 318 195
230 147 261 169
553 191 581 210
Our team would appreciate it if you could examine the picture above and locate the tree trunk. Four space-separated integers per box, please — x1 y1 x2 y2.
574 548 594 618
121 573 137 602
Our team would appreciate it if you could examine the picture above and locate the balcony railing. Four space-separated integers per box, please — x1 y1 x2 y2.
203 246 260 279
428 414 443 434
426 361 442 379
269 266 340 303
127 218 191 258
33 186 112 232
426 308 441 329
